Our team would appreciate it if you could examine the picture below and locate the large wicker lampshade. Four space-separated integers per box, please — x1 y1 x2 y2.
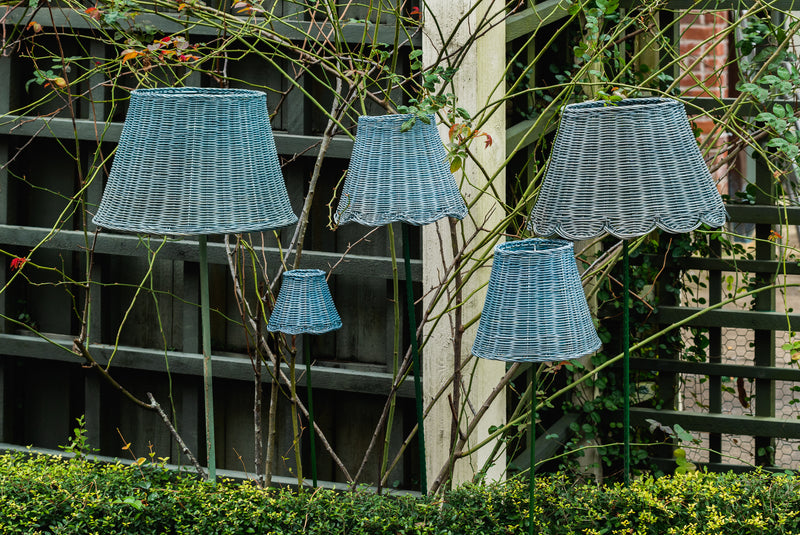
93 87 298 483
94 87 297 235
529 97 726 239
528 97 726 484
333 112 467 494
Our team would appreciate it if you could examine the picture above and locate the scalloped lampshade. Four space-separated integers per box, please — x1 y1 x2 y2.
472 239 601 363
334 114 467 227
93 87 297 235
267 269 342 335
529 97 726 240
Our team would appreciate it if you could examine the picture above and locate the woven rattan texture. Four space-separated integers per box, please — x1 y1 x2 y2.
267 269 342 335
529 98 727 240
335 114 467 226
93 88 297 236
472 239 601 362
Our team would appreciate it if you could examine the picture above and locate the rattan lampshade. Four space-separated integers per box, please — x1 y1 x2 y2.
529 97 726 240
334 114 467 226
472 239 601 363
267 269 342 335
93 87 297 235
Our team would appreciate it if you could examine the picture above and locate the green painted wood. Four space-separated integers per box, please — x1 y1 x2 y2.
0 115 355 158
662 0 799 9
708 238 722 464
0 7 421 46
647 457 787 475
657 306 800 331
505 0 572 42
627 358 800 382
0 442 420 493
630 408 800 439
0 225 421 281
725 204 800 225
0 333 416 398
754 144 776 466
510 413 578 472
505 107 559 155
665 256 800 275
685 97 795 117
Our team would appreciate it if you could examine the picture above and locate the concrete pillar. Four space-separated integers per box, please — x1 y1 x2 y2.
422 0 507 488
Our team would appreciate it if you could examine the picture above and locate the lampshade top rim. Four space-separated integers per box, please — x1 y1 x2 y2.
131 87 264 99
564 97 674 113
283 269 327 279
356 113 434 123
495 238 572 255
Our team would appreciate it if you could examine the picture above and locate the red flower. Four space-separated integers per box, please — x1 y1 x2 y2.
409 6 421 17
10 257 27 270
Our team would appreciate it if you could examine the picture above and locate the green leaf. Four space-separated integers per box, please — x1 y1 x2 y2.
400 117 416 132
673 424 697 444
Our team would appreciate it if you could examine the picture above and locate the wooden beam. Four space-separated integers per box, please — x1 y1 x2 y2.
0 442 421 493
505 0 573 42
0 224 421 281
0 333 415 398
505 107 559 155
0 115 354 158
658 306 800 331
628 358 800 382
662 0 800 10
665 256 800 275
647 456 787 474
510 413 579 472
0 7 421 46
630 408 800 439
726 204 800 225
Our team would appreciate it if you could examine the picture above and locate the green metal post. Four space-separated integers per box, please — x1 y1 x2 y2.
402 223 427 495
529 372 537 535
304 334 318 487
198 235 217 482
623 239 631 486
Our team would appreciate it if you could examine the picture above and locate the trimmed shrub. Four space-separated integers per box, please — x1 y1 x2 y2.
1 452 799 534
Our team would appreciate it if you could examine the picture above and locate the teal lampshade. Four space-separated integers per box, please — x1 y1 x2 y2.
334 114 467 227
93 87 297 236
529 98 726 240
267 269 342 335
472 239 601 362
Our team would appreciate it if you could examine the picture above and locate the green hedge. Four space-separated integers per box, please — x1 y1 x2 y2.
2 452 799 534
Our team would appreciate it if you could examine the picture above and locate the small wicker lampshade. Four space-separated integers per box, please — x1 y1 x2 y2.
334 114 467 226
472 239 601 363
267 269 342 335
93 87 297 235
529 97 726 240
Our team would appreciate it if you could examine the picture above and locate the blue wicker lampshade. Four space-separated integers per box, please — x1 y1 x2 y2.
267 269 342 335
93 87 298 235
530 98 726 240
334 114 467 226
472 239 601 362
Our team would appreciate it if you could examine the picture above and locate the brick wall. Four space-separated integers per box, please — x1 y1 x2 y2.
679 11 732 193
